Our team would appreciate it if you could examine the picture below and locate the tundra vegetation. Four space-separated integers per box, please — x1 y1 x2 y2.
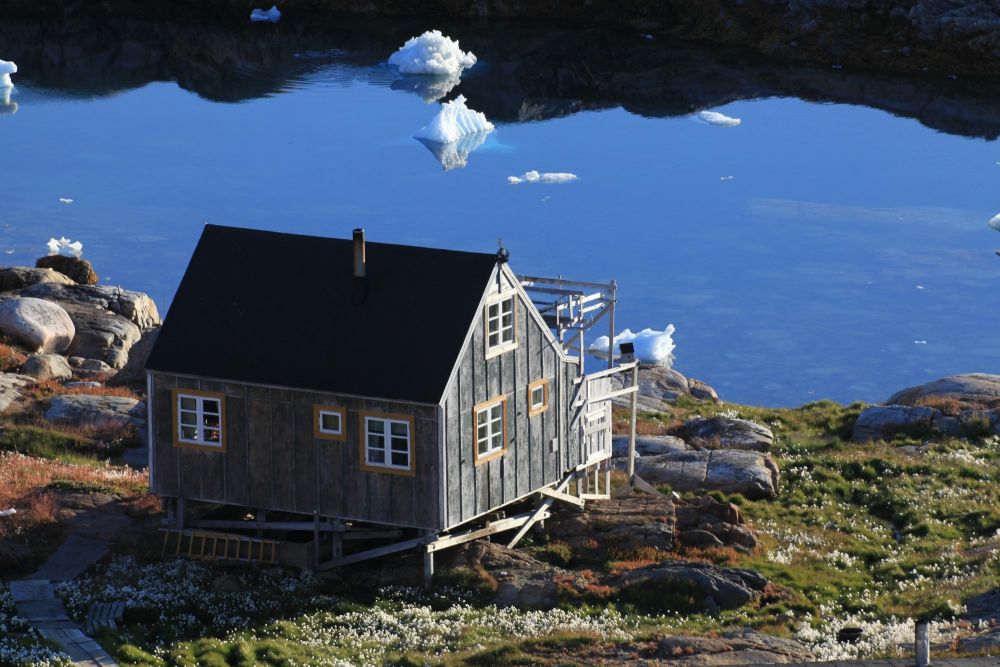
2 386 999 666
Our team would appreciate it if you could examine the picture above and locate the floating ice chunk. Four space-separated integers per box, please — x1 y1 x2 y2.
914 340 928 345
589 324 676 367
697 110 741 127
0 60 16 88
508 171 579 185
59 198 73 205
417 130 490 171
47 237 83 257
720 175 735 181
989 213 1000 232
0 86 15 116
389 30 476 77
250 6 281 22
415 95 494 144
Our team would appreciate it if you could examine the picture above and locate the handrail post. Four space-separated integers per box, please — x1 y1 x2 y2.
627 362 638 482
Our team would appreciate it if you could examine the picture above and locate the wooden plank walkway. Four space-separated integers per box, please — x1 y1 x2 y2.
9 535 119 667
783 660 1000 667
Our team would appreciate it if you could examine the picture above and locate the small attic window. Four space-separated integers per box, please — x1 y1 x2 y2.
527 378 549 416
485 290 517 358
173 390 225 451
314 405 346 441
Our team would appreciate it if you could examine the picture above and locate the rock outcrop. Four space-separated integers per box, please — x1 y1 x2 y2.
678 417 774 452
109 326 159 386
21 282 161 331
20 353 73 382
35 255 98 285
44 394 145 430
0 373 34 413
635 449 780 499
852 405 939 442
612 434 687 458
887 373 1000 411
611 366 721 412
0 297 75 354
654 630 815 664
0 267 74 291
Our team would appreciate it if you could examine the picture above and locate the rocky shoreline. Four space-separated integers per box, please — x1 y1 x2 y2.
2 0 999 77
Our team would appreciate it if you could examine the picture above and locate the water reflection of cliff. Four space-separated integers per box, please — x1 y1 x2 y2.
3 10 1000 139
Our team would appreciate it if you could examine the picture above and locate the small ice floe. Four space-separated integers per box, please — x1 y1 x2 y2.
0 59 16 88
389 30 476 77
415 94 494 144
697 110 741 127
46 237 83 257
508 171 578 185
417 130 491 171
916 285 924 290
988 213 1000 231
589 324 676 367
0 86 16 116
720 175 734 181
250 6 281 22
59 197 73 205
914 340 928 345
0 508 15 517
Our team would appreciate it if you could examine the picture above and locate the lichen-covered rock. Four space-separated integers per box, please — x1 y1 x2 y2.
21 282 160 330
851 405 938 442
656 629 815 664
20 353 73 381
678 416 774 451
611 366 722 412
619 561 768 611
958 627 1000 654
44 394 145 429
35 255 98 285
612 434 687 458
887 373 1000 411
0 372 33 413
0 297 75 353
635 449 780 499
0 266 75 291
57 301 141 370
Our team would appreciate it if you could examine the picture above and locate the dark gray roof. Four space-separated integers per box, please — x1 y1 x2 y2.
146 225 498 403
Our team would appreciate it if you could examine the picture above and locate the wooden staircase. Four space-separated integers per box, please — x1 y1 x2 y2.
160 529 278 564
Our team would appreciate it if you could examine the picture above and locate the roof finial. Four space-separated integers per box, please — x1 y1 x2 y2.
496 238 509 264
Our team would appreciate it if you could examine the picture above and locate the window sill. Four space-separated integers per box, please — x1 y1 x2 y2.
485 342 518 360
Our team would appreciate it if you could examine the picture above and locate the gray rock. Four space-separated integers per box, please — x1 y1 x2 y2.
0 373 33 413
0 267 75 291
44 394 145 429
852 405 938 442
958 627 1000 654
679 417 774 451
612 434 687 458
887 373 1000 409
0 297 75 354
635 449 780 499
680 529 724 548
34 255 98 285
109 326 159 386
657 629 815 664
620 561 768 611
611 366 722 412
21 282 160 330
65 381 101 389
20 354 73 381
57 301 141 370
77 358 113 375
964 587 1000 623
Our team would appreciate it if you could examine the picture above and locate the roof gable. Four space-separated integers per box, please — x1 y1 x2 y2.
146 225 499 403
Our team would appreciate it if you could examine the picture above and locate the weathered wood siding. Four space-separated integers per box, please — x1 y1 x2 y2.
440 270 587 528
150 373 441 530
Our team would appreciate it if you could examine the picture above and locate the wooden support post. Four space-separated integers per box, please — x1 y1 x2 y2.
423 547 434 590
312 511 320 570
176 497 186 530
607 280 616 370
628 362 638 482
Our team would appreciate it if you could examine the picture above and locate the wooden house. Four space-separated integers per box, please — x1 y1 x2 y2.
146 225 637 577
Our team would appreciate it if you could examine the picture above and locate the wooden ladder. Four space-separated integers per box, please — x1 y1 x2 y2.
160 529 278 564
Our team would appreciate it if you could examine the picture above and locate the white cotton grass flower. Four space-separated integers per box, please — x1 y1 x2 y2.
46 237 83 257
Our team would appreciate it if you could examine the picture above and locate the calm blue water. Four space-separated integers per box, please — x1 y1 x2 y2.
3 28 999 407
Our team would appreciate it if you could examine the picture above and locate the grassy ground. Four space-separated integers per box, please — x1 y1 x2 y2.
3 397 998 666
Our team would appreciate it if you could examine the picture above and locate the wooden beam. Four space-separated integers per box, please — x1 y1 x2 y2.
507 473 574 548
588 385 638 403
317 534 434 571
189 519 342 532
517 274 614 291
631 474 668 498
427 511 551 553
628 362 639 481
539 487 585 508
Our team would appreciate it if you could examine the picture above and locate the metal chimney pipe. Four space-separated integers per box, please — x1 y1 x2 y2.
353 228 366 278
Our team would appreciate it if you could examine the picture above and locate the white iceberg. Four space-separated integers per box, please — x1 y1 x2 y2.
0 59 16 88
417 130 490 171
59 198 73 205
589 324 676 367
697 110 741 127
508 171 579 185
0 86 15 116
388 30 476 77
250 6 281 22
415 95 493 144
47 237 83 257
989 213 1000 232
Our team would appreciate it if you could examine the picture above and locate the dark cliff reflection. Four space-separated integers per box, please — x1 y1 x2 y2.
3 9 1000 139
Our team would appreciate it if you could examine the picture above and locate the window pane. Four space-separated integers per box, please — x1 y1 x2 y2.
502 298 513 314
488 333 499 347
390 422 408 437
477 424 488 441
490 404 502 420
321 412 341 432
204 429 221 443
368 434 385 450
501 313 512 327
491 432 503 451
390 437 408 452
180 397 197 411
180 411 197 426
368 449 385 464
531 387 544 406
488 304 498 318
202 399 220 415
391 451 408 467
180 426 198 440
368 419 384 434
203 414 220 429
477 439 489 455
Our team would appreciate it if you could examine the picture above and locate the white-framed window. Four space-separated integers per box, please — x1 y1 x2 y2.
174 390 224 450
485 291 517 357
362 414 413 473
528 378 549 416
314 405 346 441
474 396 507 464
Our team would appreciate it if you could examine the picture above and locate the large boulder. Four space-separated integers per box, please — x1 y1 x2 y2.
0 373 34 413
887 374 1000 411
0 297 75 353
44 394 145 430
678 417 774 451
0 267 74 291
851 405 938 442
20 353 73 381
675 496 758 551
635 449 780 499
655 630 815 664
547 495 676 553
612 434 687 458
57 301 141 370
611 366 721 412
109 326 159 386
35 255 98 285
21 282 160 330
618 561 768 611
964 587 1000 624
958 627 1000 654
